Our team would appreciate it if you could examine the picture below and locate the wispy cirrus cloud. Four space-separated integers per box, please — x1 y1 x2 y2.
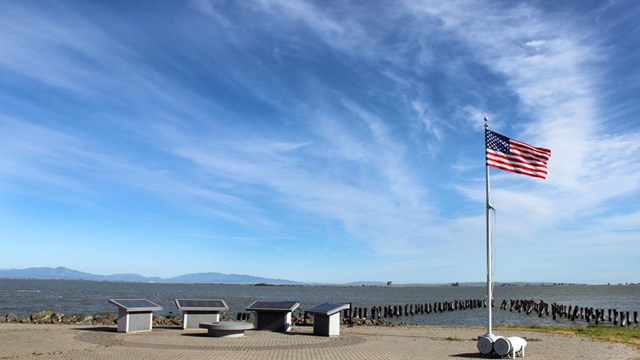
406 0 640 202
148 107 433 256
396 0 640 281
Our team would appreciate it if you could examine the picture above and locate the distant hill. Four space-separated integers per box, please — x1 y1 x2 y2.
0 267 104 281
342 281 387 286
165 272 301 285
0 266 301 285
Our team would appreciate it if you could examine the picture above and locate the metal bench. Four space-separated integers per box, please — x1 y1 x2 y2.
174 299 229 329
108 299 162 333
306 303 350 336
246 301 300 332
199 321 254 337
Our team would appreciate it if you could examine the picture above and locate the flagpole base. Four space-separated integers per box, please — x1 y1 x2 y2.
477 333 500 356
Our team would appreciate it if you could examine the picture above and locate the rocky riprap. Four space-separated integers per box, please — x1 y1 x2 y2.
1 311 404 328
294 311 406 327
0 311 182 326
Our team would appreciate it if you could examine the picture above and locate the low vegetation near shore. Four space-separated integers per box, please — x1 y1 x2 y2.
498 325 640 348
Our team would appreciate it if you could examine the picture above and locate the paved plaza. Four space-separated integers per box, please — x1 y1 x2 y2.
0 323 638 359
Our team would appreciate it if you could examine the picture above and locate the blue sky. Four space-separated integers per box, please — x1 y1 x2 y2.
1 0 639 284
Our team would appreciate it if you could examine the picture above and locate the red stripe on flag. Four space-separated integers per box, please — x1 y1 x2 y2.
486 150 548 179
510 139 551 161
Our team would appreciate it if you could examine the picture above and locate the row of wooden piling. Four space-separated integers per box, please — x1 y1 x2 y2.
499 299 639 326
342 299 488 320
338 298 638 327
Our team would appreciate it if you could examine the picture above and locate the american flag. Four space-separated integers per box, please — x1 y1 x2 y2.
485 129 551 179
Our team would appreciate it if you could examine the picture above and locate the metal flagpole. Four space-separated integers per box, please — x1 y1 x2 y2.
477 117 497 355
484 117 493 336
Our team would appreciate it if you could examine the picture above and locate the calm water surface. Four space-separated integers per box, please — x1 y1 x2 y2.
1 279 638 327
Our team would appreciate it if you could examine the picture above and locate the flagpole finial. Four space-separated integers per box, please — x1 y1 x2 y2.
484 117 489 129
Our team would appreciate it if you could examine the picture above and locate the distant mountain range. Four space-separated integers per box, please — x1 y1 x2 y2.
0 266 303 285
0 267 557 286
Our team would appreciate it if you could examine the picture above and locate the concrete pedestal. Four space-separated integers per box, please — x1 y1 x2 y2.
306 303 350 337
246 301 300 332
174 299 229 330
109 299 162 333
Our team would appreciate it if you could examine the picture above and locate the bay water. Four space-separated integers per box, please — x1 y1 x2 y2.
1 279 638 327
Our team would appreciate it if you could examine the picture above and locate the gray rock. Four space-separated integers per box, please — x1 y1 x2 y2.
50 313 62 324
31 310 54 324
78 315 94 325
6 313 27 323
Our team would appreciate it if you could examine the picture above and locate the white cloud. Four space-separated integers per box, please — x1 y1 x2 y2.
407 0 640 212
